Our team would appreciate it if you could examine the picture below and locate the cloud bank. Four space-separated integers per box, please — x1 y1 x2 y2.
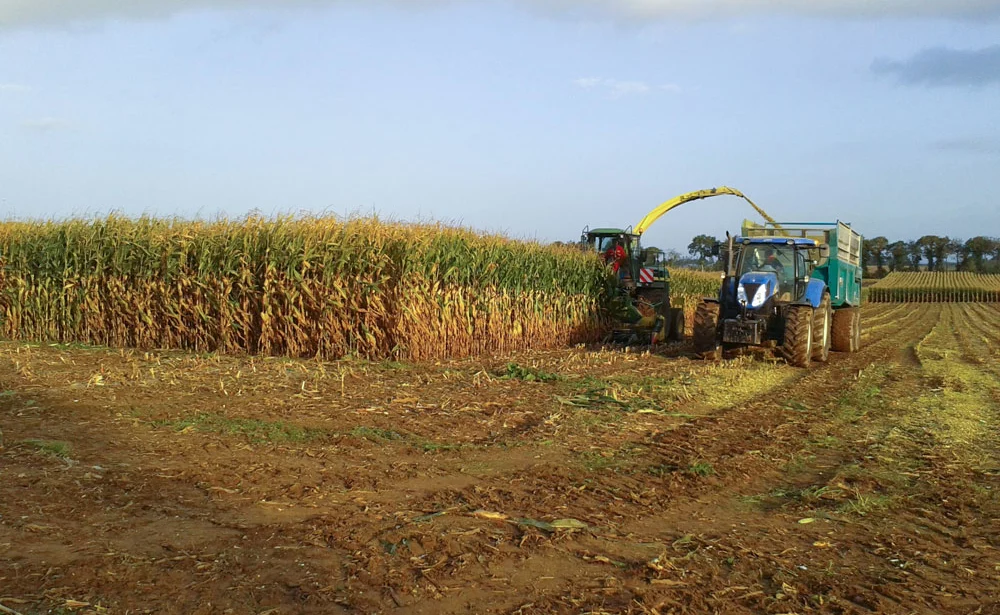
930 137 1000 154
2 0 999 29
873 45 1000 87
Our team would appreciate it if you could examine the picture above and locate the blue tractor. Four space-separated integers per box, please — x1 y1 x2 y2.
692 221 863 367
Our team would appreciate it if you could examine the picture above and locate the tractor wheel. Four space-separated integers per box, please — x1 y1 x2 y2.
781 305 813 368
832 307 861 352
668 307 685 341
693 301 720 359
812 293 832 362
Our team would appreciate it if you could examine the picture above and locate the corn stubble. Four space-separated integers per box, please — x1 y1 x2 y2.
0 216 614 361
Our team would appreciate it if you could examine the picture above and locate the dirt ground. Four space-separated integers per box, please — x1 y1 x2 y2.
2 303 999 615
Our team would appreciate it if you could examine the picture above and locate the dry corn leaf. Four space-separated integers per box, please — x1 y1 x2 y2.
472 510 508 521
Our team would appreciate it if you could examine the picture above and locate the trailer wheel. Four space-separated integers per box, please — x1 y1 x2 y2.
832 307 860 352
782 305 813 368
693 301 720 359
812 293 831 362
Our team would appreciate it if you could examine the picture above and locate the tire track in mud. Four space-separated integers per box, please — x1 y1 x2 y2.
518 305 960 615
446 305 945 615
854 303 1000 615
281 305 943 614
638 303 937 476
398 306 935 526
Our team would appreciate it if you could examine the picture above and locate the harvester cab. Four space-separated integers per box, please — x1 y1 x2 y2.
581 226 683 345
693 220 864 367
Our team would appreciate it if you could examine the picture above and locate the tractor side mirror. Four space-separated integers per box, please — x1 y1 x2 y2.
711 243 721 257
819 244 831 259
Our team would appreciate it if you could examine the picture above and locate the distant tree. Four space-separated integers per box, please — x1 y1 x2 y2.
990 238 1000 272
687 234 719 269
887 241 909 272
954 238 971 271
664 249 683 266
964 236 997 272
865 236 889 274
907 241 923 271
917 235 939 271
933 236 953 271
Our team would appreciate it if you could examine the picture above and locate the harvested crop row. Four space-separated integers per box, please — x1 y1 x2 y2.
0 215 613 361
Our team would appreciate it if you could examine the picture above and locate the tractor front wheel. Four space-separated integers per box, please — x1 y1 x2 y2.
693 301 720 359
782 305 814 368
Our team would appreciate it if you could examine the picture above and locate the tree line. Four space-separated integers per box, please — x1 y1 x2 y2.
861 236 1000 275
685 235 1000 275
556 234 1000 274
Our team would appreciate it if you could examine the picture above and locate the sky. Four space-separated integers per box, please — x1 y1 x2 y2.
1 1 999 253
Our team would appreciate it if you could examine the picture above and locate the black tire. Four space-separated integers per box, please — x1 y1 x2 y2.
832 307 860 352
812 293 831 362
668 307 685 341
782 305 813 368
693 301 720 358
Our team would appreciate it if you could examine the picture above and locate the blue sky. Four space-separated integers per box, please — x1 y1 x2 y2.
1 1 999 252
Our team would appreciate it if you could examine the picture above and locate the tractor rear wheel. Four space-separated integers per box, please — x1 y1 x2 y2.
812 293 832 362
668 307 685 341
782 305 813 368
832 307 861 352
693 301 720 358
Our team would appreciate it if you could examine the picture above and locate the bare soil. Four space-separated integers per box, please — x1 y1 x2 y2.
2 303 999 614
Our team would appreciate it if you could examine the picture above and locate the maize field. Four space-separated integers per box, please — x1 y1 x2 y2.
867 271 1000 303
0 215 613 361
666 268 723 306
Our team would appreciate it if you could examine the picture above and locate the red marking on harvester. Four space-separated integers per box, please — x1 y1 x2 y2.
639 268 655 284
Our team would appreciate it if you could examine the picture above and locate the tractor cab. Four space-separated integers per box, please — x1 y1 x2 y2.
725 237 821 311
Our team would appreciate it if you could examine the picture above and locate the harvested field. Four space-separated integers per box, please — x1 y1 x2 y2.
2 303 1000 614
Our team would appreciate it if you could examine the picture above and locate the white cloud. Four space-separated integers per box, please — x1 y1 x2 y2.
22 117 70 132
574 77 602 89
0 83 31 93
575 77 680 98
607 80 650 97
0 0 997 29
